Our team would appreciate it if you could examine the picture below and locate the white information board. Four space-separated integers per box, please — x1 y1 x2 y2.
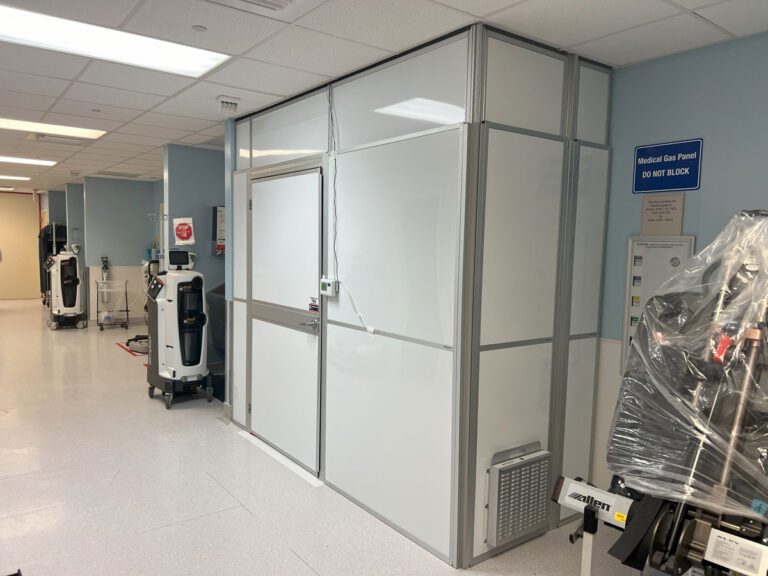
622 235 695 366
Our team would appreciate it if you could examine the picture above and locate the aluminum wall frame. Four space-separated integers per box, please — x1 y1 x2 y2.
226 22 611 570
460 28 612 568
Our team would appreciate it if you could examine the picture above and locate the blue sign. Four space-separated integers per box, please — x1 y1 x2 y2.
633 139 702 193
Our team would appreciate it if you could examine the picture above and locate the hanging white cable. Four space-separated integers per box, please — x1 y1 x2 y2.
328 89 374 335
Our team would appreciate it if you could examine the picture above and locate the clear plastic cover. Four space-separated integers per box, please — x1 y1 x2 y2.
608 210 768 520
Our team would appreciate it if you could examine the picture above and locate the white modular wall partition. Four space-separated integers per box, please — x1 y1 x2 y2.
227 25 611 568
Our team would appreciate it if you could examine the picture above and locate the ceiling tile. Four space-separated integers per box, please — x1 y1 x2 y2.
109 162 160 173
0 70 70 98
171 82 279 116
0 131 27 145
204 135 225 146
123 0 286 55
296 0 473 51
120 157 161 167
132 112 216 132
50 100 142 123
198 123 225 137
58 160 114 170
118 123 192 140
696 0 768 36
669 0 729 9
431 0 527 17
11 142 85 155
572 13 730 66
137 147 165 158
488 0 680 48
0 106 45 122
0 90 55 111
72 152 134 163
63 83 165 110
101 133 169 147
0 163 49 174
41 113 123 132
0 0 142 26
246 26 390 78
199 0 326 23
153 98 227 121
87 140 154 153
207 58 327 96
0 43 87 79
77 61 196 97
178 133 215 145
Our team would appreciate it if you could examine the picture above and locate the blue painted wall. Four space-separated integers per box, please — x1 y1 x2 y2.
165 144 225 287
48 190 67 226
64 184 84 247
65 183 87 301
602 32 768 339
83 177 155 267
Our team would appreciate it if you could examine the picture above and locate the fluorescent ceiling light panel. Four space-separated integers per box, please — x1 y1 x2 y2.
374 98 465 125
251 149 323 158
0 175 31 181
0 155 57 167
0 186 15 191
0 117 105 139
0 6 230 78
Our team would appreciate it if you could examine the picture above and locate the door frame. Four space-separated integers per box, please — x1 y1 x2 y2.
246 154 326 475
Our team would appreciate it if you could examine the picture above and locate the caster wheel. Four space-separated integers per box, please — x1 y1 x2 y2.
148 386 155 399
50 322 59 331
206 387 213 402
76 320 87 329
99 325 104 331
164 394 173 410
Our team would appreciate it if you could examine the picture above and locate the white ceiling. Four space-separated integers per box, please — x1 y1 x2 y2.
0 0 763 192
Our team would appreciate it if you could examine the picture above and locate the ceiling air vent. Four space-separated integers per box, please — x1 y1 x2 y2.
27 133 84 146
69 170 80 178
96 171 143 179
204 0 295 12
216 95 240 115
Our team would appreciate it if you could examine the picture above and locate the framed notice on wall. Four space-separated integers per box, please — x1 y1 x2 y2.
622 235 696 368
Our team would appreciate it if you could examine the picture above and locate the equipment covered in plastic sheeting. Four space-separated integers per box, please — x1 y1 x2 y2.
608 210 768 521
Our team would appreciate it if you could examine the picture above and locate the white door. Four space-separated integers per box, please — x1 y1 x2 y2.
249 169 321 473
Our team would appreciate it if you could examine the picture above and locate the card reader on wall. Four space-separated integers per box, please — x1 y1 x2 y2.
320 276 338 297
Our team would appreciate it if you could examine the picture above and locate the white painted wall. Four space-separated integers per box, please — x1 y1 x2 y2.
589 338 623 489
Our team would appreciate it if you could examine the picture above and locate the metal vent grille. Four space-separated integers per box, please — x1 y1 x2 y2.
204 0 294 13
487 449 551 548
96 171 142 179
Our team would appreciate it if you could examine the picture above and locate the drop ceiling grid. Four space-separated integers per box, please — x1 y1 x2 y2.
0 0 318 189
0 0 764 190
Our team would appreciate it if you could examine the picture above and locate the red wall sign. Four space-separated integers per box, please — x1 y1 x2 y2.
175 222 192 241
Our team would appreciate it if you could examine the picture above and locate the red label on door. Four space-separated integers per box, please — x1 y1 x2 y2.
175 223 192 240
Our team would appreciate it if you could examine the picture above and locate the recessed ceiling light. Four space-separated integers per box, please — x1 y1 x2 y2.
0 186 15 191
0 6 230 78
0 155 57 167
192 25 208 32
0 118 105 139
0 175 31 181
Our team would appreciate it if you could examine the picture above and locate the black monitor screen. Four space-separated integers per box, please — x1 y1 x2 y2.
168 251 189 266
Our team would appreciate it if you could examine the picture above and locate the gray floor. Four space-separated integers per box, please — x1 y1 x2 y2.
0 299 638 575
